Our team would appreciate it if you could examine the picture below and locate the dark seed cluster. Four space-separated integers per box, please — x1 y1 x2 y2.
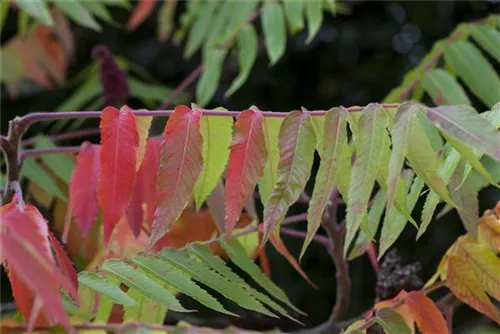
375 249 423 302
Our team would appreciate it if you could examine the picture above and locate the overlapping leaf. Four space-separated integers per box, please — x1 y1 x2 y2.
263 110 316 245
404 291 448 334
225 109 267 237
258 117 283 205
151 105 203 249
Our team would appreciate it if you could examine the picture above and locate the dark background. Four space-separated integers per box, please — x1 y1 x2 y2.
1 1 499 332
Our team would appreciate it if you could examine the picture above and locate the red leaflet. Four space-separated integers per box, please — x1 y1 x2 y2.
225 109 267 238
149 106 203 249
1 202 79 331
141 138 162 227
405 291 449 334
126 167 144 237
98 106 139 244
70 142 100 238
48 231 78 290
127 0 157 31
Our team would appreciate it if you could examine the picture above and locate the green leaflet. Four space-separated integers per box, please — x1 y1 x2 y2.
423 105 500 161
129 77 175 103
336 141 352 202
206 1 233 47
159 248 275 317
450 160 479 235
194 108 233 210
421 69 471 105
34 136 75 184
386 104 416 220
416 111 444 153
376 308 412 334
188 243 301 323
21 157 67 202
78 272 135 306
309 112 325 152
348 189 387 260
443 41 500 108
469 24 500 63
379 174 424 259
218 240 302 315
303 107 348 258
101 259 191 313
258 117 283 205
184 1 219 58
81 2 114 24
54 0 101 31
196 47 227 107
262 111 316 244
344 104 389 255
225 24 258 97
461 105 500 183
13 0 53 26
282 0 304 35
132 254 235 316
94 295 114 323
124 288 167 324
418 149 461 238
262 2 287 65
405 111 455 208
304 0 323 44
64 285 95 320
157 0 176 42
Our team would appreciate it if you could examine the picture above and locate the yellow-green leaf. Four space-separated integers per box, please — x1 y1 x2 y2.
262 2 286 65
258 117 283 205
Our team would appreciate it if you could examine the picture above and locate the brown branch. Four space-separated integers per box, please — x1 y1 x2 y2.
280 227 331 248
160 64 204 109
22 128 100 146
20 146 82 162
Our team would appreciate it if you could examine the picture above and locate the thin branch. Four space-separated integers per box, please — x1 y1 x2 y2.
22 128 100 146
280 227 331 248
160 64 204 109
20 146 82 162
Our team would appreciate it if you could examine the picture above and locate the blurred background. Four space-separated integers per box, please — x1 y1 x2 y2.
1 1 499 332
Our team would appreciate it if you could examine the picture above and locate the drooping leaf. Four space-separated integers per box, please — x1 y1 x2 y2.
70 142 100 238
379 174 424 259
304 0 323 44
450 160 479 234
258 117 283 205
150 106 203 249
132 254 236 316
48 232 78 290
196 47 227 107
423 105 500 161
225 109 267 237
447 255 500 324
194 107 233 210
81 2 114 24
225 24 258 97
127 0 156 31
102 259 191 313
157 0 177 42
478 214 500 252
34 135 75 183
54 0 101 31
282 0 304 35
469 24 500 63
404 291 448 334
184 1 218 59
421 69 471 105
344 104 389 255
263 110 316 245
405 110 455 207
304 107 348 257
21 157 67 202
78 272 135 306
126 166 144 237
336 141 353 201
132 114 153 170
376 307 412 334
159 248 275 317
13 0 53 26
443 41 500 107
261 2 286 65
98 106 139 244
141 138 162 226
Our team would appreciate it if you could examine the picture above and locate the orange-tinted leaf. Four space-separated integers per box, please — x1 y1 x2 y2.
33 26 67 84
374 290 415 333
150 105 203 249
447 255 500 324
225 109 267 237
478 213 500 251
141 138 162 227
70 142 100 238
98 106 139 244
127 0 157 31
48 231 78 290
404 291 448 334
258 224 317 289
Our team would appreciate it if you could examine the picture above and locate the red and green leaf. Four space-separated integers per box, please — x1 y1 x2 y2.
404 291 448 334
141 138 162 227
262 110 316 245
225 109 267 238
150 105 203 249
98 106 139 244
